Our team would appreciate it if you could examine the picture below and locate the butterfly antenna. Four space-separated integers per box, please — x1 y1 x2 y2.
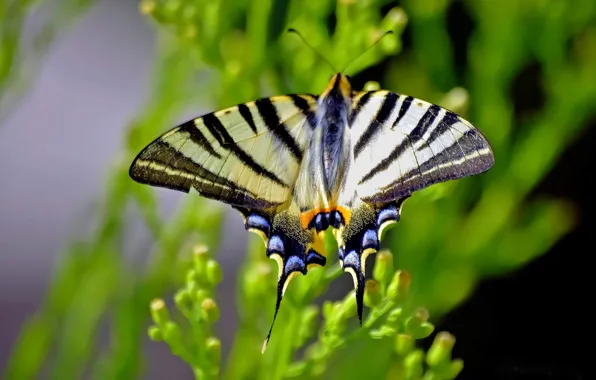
287 28 337 73
341 30 394 74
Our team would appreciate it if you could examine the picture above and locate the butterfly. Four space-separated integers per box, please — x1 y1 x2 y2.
129 72 495 350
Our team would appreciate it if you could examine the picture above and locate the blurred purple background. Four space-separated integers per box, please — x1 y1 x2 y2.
0 1 230 378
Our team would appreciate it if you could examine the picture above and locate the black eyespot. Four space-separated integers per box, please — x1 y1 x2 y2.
309 212 330 232
329 210 344 228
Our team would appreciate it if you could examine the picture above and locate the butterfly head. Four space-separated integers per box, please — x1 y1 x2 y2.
321 73 353 101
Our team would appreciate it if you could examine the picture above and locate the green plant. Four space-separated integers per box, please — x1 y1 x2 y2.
149 246 463 380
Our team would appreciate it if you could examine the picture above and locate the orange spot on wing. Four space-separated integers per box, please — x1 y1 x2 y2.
300 205 353 229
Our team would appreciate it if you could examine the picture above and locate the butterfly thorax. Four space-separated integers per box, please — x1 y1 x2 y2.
293 74 353 225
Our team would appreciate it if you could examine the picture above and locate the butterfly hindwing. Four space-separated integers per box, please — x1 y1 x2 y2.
234 201 327 353
129 95 318 209
347 90 494 204
335 197 408 323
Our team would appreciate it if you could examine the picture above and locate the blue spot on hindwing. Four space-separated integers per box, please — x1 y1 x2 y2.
343 250 360 269
247 214 271 235
284 255 306 276
361 229 379 250
267 235 284 255
377 205 399 226
306 250 326 266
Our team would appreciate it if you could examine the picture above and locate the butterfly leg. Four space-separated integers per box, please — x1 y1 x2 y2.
234 207 326 352
335 197 408 324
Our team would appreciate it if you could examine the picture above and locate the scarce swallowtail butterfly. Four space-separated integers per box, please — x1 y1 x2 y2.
130 71 495 351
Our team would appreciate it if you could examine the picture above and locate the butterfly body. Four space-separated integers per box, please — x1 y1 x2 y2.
129 73 494 349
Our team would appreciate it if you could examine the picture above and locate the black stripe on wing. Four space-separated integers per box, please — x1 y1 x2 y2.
353 92 398 158
255 98 304 162
409 104 441 142
359 136 416 185
237 104 259 135
421 110 459 149
179 120 222 159
289 94 318 129
349 91 373 126
129 141 276 208
202 112 290 188
363 128 494 204
414 129 491 177
359 103 442 185
391 96 413 128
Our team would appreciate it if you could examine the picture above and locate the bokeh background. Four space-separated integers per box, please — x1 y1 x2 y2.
1 0 595 379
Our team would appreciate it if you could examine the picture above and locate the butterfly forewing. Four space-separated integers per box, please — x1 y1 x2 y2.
129 95 318 209
348 91 494 204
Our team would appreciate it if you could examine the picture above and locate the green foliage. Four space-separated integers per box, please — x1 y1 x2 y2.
2 0 596 379
384 0 596 315
154 246 461 380
148 245 222 379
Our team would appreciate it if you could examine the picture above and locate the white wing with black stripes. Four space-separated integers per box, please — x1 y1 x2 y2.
129 95 318 209
346 90 494 204
331 88 494 329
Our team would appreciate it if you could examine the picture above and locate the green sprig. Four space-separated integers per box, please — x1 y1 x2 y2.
147 244 222 379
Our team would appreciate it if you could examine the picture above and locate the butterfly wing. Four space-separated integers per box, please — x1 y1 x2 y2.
129 95 318 209
130 94 322 351
348 90 494 203
335 90 494 322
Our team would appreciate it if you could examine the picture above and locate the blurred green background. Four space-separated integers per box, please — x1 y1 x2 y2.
1 0 595 379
